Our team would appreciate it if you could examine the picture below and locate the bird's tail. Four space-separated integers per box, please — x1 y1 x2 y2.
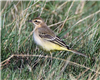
68 49 87 57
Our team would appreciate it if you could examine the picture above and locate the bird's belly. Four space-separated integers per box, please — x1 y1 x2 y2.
33 33 67 51
33 34 53 50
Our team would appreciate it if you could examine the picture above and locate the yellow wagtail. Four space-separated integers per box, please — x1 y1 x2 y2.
29 17 87 57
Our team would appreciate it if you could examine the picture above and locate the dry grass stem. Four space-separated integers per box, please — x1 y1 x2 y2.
1 54 100 75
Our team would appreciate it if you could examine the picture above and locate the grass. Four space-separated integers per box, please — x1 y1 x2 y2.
1 1 100 80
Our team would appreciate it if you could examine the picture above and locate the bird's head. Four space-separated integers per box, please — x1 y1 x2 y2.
28 17 46 27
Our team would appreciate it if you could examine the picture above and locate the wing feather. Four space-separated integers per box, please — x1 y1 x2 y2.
39 33 69 49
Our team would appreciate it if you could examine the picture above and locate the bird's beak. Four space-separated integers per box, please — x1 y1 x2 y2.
28 20 32 22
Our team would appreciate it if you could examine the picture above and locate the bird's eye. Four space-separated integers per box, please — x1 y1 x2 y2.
34 20 38 22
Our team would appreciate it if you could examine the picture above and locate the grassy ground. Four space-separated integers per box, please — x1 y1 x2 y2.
1 1 100 80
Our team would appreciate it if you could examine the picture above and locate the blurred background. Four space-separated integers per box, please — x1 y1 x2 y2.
1 1 100 80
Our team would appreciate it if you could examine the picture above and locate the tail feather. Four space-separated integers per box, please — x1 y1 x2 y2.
68 49 87 57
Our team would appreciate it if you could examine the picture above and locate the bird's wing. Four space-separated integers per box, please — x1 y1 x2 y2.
50 36 69 49
39 31 69 49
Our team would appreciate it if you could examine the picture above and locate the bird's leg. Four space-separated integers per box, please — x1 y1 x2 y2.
50 52 52 68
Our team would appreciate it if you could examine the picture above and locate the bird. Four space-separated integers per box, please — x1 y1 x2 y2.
28 17 87 57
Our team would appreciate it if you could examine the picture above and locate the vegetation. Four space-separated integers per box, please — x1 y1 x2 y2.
1 1 100 80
